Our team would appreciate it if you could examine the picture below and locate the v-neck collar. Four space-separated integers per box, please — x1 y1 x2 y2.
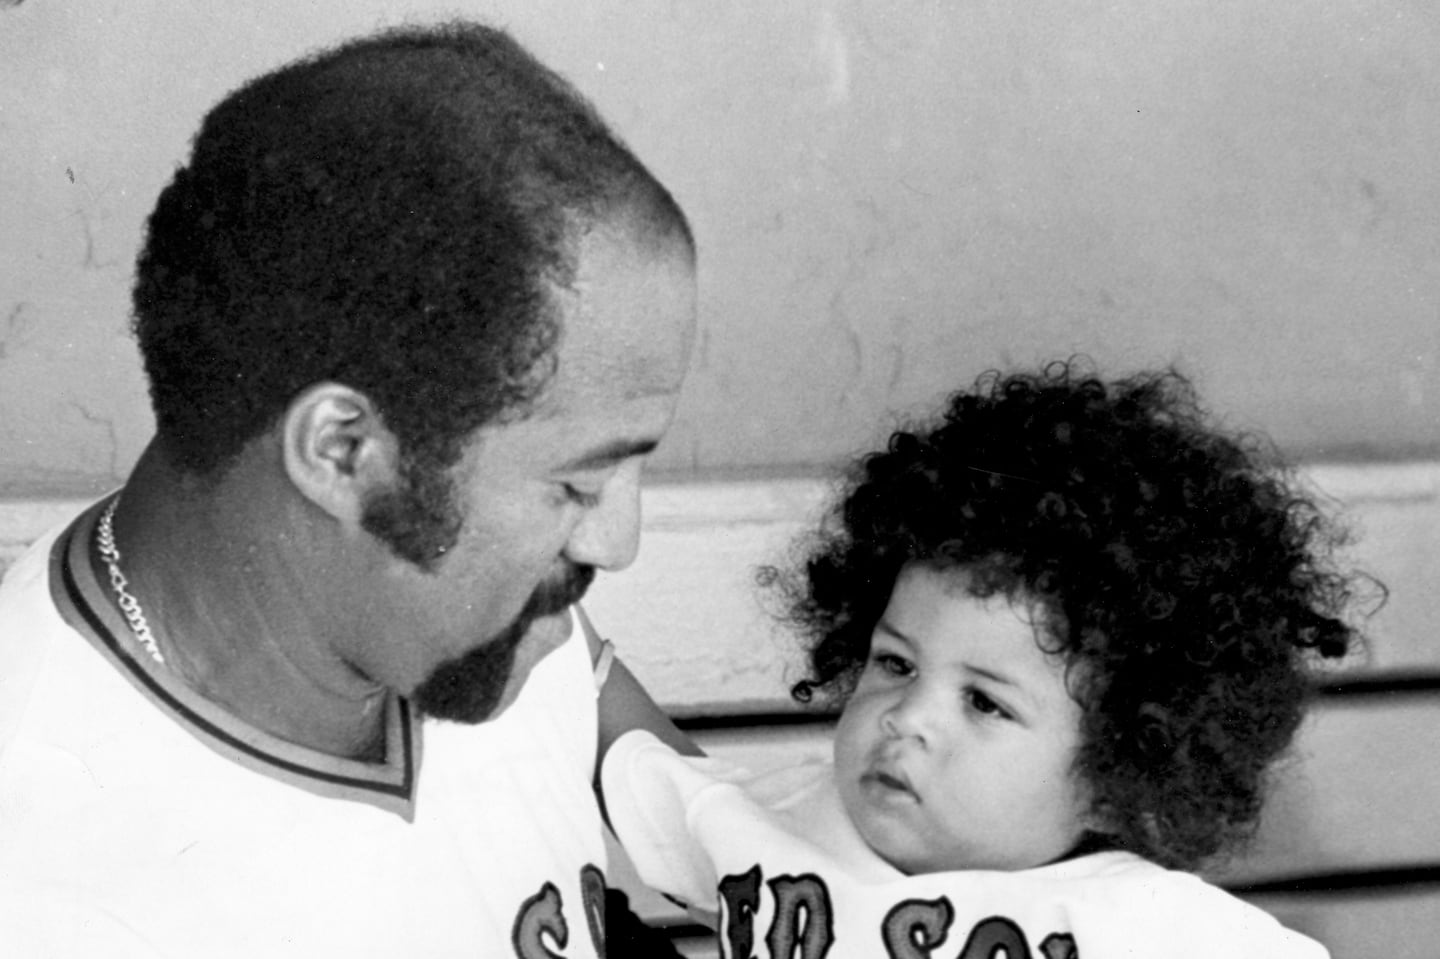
49 495 420 819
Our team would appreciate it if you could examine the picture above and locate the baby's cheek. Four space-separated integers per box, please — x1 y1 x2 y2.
831 708 870 770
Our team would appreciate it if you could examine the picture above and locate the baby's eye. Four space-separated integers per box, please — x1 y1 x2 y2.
871 652 914 678
966 688 1013 721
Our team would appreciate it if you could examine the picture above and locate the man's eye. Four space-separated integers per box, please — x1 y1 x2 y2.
563 484 602 508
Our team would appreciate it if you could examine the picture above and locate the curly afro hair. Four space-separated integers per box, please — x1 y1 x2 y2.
768 361 1367 870
132 21 691 483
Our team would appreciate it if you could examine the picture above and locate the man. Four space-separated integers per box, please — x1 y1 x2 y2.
0 21 694 957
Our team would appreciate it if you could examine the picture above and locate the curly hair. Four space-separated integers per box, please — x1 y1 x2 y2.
768 361 1367 870
132 20 691 484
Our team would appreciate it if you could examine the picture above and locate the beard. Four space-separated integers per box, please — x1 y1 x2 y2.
411 562 596 724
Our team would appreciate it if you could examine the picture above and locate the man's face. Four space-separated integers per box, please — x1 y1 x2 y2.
347 224 696 723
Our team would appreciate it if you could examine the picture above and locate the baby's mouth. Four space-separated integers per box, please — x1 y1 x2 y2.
861 766 918 803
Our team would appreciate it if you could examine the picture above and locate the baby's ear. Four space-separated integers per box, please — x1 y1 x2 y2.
1080 794 1121 839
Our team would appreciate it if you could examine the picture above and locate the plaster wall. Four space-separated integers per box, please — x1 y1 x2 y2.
2 1 1438 492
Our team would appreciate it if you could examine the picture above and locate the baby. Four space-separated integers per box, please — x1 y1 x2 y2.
594 362 1365 958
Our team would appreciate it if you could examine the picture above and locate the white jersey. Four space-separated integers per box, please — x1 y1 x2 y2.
0 499 608 958
603 729 1329 959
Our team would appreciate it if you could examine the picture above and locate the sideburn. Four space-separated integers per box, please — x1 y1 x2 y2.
360 454 463 571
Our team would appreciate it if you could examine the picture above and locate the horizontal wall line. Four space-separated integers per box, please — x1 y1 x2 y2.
674 671 1440 731
1228 863 1440 896
1313 670 1440 699
676 710 836 731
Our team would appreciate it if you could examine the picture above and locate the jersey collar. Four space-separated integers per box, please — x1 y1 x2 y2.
50 496 420 819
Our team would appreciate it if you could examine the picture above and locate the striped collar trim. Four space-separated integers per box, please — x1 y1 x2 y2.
50 496 420 819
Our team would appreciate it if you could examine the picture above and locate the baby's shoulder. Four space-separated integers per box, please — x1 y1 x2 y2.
1037 855 1328 959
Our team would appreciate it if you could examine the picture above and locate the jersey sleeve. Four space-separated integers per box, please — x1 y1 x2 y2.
600 729 753 909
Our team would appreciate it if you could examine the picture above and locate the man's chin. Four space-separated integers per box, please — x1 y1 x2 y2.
412 608 576 725
483 609 575 719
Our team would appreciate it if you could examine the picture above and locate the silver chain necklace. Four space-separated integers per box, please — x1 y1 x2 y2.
95 497 167 665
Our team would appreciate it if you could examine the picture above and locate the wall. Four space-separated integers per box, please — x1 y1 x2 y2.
2 0 1439 494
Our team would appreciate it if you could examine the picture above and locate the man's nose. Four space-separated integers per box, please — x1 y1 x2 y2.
563 460 643 572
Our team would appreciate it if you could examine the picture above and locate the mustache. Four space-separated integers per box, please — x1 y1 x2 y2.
524 563 596 619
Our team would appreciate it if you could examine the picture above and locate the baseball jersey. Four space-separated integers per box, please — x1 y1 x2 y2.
0 498 608 958
603 729 1330 959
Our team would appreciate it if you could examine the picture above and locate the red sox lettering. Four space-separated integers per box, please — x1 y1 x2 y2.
509 862 1083 957
511 864 609 958
718 866 1080 959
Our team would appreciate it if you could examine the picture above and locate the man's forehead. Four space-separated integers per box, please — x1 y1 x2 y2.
563 337 687 398
541 227 696 402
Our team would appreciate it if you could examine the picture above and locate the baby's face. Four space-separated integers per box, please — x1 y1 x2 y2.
833 562 1092 874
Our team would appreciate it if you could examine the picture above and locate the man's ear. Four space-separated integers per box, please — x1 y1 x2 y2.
280 382 400 524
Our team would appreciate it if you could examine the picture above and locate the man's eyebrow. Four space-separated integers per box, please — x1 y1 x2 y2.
555 438 659 472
